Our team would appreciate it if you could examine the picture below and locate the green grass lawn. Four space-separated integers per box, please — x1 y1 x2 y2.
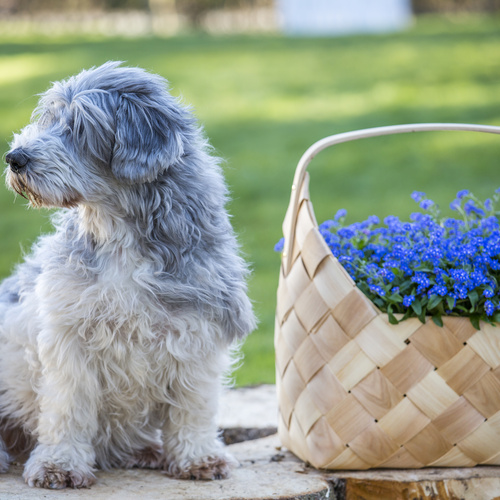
0 15 499 385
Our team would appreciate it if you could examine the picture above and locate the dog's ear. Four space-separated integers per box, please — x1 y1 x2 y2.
110 93 185 184
71 92 115 167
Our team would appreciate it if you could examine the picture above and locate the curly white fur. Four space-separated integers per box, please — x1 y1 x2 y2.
0 62 256 489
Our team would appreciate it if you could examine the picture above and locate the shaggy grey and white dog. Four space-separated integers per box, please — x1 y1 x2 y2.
0 62 256 489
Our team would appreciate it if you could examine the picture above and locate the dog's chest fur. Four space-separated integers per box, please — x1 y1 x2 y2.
37 213 178 403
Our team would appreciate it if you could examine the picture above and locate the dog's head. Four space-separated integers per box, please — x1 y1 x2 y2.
5 61 190 208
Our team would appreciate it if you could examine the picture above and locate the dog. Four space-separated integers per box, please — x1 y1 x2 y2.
0 61 256 489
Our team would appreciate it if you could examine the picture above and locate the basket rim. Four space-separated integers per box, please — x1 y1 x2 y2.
281 123 500 276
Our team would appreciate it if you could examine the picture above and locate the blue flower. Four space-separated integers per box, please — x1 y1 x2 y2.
429 285 447 296
420 199 434 210
450 269 468 284
470 270 488 287
338 227 355 239
369 285 386 296
457 189 470 199
485 300 496 317
455 285 468 300
411 191 426 203
274 238 284 253
334 209 347 221
319 220 337 231
464 200 485 217
384 215 401 227
403 295 415 307
412 272 430 288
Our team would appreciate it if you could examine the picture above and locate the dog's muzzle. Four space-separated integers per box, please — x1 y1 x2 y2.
6 149 30 173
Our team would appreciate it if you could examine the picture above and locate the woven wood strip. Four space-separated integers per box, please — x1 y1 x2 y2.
381 345 434 394
350 369 403 420
310 315 351 363
275 174 500 469
467 324 500 368
377 398 430 444
436 347 490 394
463 372 500 418
432 397 485 444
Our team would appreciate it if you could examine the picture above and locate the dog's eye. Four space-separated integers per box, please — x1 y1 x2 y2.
37 110 74 138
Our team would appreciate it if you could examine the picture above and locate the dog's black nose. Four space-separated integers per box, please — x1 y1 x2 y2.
5 149 30 173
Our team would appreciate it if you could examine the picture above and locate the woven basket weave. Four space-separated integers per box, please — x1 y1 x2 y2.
275 123 500 469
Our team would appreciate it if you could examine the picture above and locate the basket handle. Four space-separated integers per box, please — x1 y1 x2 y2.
282 123 500 276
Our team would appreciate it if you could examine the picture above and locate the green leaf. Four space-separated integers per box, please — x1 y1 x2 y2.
415 267 434 273
446 295 455 310
468 290 479 308
418 309 427 324
387 305 399 325
401 309 413 322
388 315 399 325
388 293 403 303
391 267 403 277
411 298 422 316
432 314 443 327
470 315 481 330
398 282 413 294
427 294 442 311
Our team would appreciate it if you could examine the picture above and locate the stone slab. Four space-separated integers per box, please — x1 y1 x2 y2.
0 435 331 500
219 384 278 429
219 384 278 444
0 386 321 499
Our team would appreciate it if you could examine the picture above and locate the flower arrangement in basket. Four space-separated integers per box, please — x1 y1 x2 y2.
275 189 500 329
274 124 500 470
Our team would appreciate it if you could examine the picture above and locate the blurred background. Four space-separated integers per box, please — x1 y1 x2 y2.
0 0 499 385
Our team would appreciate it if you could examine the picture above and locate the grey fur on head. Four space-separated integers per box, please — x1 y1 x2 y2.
0 61 256 489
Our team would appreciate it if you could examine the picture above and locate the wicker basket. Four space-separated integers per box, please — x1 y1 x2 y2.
275 123 500 469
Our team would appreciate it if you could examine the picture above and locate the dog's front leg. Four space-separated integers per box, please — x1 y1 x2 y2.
0 437 10 473
162 348 237 480
23 327 99 489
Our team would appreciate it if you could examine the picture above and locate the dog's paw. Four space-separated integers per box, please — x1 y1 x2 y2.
23 463 96 489
166 454 238 481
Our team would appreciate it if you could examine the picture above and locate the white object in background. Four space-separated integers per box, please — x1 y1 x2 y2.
276 0 413 36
